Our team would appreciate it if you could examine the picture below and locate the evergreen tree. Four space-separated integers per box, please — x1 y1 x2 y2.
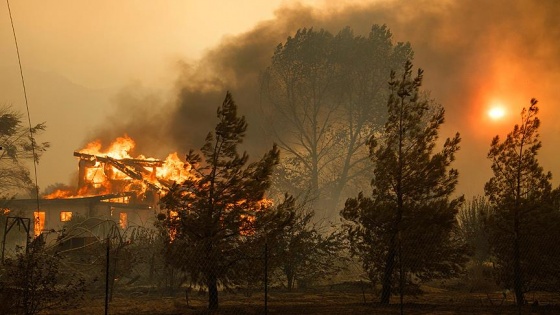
161 92 280 309
484 99 560 305
341 61 467 304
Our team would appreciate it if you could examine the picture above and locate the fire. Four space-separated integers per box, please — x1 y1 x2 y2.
34 211 45 237
44 189 76 199
43 135 273 241
44 135 195 201
235 198 274 235
157 153 193 184
79 135 136 159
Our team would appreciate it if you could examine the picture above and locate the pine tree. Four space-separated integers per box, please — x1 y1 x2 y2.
161 92 279 309
484 99 560 305
341 61 467 305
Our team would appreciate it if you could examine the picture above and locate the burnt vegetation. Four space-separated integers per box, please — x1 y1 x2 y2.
2 23 560 315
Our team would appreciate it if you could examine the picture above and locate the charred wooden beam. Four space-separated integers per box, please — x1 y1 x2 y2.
73 152 163 166
74 151 166 192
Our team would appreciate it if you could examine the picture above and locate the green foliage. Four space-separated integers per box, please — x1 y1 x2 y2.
262 25 413 218
0 106 49 197
0 237 86 315
484 99 560 302
161 92 281 309
267 196 348 290
341 61 467 304
457 196 492 265
457 196 496 292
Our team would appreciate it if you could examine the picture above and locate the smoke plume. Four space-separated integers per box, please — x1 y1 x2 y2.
89 0 560 196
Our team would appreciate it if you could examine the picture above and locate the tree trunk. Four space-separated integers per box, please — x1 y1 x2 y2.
207 273 219 310
287 272 294 291
513 216 524 306
380 234 397 304
380 101 404 305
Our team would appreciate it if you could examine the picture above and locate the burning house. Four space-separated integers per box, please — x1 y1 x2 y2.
3 136 191 242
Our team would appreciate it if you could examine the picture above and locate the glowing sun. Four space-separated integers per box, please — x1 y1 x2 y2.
488 105 506 120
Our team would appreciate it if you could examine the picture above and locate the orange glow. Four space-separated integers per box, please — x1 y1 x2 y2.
34 211 45 237
466 46 539 140
42 134 274 241
44 189 76 199
167 210 179 241
238 198 274 235
157 152 193 183
45 135 197 200
488 103 506 120
80 135 136 159
119 212 128 229
60 211 73 222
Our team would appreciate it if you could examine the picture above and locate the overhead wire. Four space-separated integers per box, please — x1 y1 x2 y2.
6 0 42 217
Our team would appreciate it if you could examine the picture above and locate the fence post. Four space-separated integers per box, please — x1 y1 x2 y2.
264 240 268 315
105 238 110 315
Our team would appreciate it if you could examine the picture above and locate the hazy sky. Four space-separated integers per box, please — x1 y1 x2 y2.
0 0 318 188
1 0 559 198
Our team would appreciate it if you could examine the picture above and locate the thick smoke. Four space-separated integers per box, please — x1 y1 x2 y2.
89 0 560 196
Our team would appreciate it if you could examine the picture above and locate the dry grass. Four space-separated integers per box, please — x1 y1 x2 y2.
43 286 560 315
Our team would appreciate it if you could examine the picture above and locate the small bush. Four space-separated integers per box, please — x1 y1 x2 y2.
0 236 86 315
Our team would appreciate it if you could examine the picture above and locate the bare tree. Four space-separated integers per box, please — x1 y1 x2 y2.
262 25 412 218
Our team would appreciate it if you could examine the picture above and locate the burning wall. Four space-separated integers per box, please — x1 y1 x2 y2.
8 135 195 239
45 135 194 202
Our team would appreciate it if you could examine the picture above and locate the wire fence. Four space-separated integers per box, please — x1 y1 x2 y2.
2 217 560 315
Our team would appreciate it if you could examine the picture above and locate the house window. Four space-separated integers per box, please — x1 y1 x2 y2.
60 211 73 222
34 211 45 237
119 212 127 229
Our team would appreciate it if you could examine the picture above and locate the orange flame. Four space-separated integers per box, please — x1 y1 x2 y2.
44 135 195 201
80 135 136 159
45 135 274 240
44 189 76 199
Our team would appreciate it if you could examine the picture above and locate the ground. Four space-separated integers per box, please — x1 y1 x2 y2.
43 285 560 315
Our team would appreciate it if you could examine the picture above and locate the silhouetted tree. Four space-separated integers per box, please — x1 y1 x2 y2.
161 92 280 310
262 25 412 218
0 106 49 197
484 99 560 305
341 61 467 305
268 196 347 290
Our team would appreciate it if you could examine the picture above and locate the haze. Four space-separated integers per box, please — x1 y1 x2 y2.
1 0 559 199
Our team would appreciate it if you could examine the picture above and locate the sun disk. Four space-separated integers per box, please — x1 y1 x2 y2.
488 106 506 120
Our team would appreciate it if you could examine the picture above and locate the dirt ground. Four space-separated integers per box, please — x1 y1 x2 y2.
44 287 560 315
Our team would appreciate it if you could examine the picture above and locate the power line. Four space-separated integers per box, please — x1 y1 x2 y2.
6 0 41 216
